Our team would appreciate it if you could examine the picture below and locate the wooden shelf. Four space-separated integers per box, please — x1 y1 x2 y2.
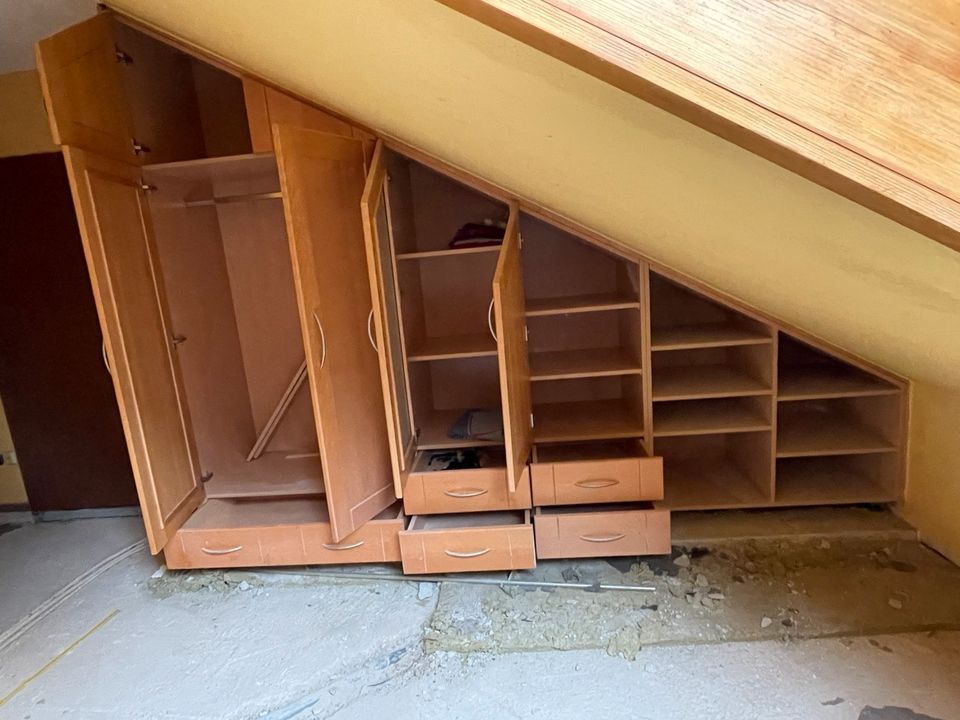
533 400 643 443
776 412 896 458
651 322 772 351
660 457 770 510
407 333 498 362
416 408 503 449
778 364 899 401
654 399 770 437
529 347 641 381
396 245 502 260
775 457 897 506
525 292 641 317
203 452 325 499
652 365 771 401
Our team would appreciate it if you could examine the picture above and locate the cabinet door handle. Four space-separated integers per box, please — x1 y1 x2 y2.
367 309 378 352
101 341 112 376
579 533 625 543
487 298 498 342
444 548 491 559
200 545 243 555
313 311 326 369
444 488 488 498
322 540 365 551
574 478 620 489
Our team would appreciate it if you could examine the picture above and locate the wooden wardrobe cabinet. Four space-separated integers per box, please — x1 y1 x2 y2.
38 10 908 574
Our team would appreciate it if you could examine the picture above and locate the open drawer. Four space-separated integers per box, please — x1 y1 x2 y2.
399 511 535 574
531 439 663 506
403 447 531 515
533 503 670 559
164 498 405 569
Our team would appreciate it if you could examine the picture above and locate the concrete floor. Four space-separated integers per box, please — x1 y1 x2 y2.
0 512 957 720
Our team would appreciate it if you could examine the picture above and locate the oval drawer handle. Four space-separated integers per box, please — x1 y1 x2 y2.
574 478 620 489
322 540 365 551
444 548 491 559
201 545 243 555
579 533 626 543
444 488 488 498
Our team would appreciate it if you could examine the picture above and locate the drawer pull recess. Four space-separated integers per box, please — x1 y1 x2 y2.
443 488 488 498
574 478 620 489
444 548 491 559
322 540 365 551
200 545 243 555
579 533 626 543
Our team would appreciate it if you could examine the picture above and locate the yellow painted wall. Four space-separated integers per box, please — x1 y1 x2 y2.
46 1 960 561
0 70 57 158
0 69 55 506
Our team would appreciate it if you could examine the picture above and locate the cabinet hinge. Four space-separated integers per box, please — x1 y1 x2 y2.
114 45 133 64
139 182 157 193
172 334 187 347
200 471 213 483
519 233 524 248
524 325 529 342
131 138 151 156
529 412 535 428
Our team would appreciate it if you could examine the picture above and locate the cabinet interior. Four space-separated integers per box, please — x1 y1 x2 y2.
144 153 323 500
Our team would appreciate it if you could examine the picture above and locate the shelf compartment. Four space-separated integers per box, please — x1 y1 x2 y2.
525 292 641 317
396 245 502 261
656 432 773 510
652 364 771 401
653 397 771 437
776 395 899 458
203 452 325 499
533 400 644 443
778 364 899 401
775 455 899 506
529 347 642 381
416 408 504 449
406 333 498 362
651 322 772 351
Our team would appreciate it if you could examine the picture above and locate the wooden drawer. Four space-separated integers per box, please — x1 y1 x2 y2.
531 441 663 505
403 448 531 514
399 511 535 574
164 498 404 570
533 504 670 559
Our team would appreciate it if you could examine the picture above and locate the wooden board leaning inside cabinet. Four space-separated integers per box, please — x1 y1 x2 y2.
39 9 909 575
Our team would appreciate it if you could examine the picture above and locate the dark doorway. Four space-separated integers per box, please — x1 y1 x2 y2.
0 152 137 511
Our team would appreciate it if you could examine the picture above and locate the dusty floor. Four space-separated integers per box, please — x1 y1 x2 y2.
0 510 958 719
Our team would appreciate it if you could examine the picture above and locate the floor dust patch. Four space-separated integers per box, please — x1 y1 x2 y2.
859 707 945 720
425 536 960 654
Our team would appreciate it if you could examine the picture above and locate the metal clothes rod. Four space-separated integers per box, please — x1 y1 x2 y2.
267 567 656 593
183 190 282 207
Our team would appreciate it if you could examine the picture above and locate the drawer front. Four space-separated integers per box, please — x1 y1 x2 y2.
165 518 404 570
531 457 663 506
399 524 536 574
534 508 670 559
403 466 531 514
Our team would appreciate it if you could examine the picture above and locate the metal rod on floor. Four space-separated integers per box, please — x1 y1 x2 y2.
267 568 656 593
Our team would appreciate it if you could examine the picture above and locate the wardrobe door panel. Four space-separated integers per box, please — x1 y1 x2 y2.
361 142 417 497
36 14 136 163
274 126 395 542
493 205 533 492
62 147 203 553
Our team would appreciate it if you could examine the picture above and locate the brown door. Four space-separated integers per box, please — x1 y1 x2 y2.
360 142 417 498
274 126 396 542
493 205 533 492
62 147 203 553
36 14 137 163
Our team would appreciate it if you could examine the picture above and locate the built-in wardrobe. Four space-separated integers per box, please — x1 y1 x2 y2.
37 9 909 574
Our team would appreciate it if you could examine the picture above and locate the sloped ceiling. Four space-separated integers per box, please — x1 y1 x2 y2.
88 1 960 559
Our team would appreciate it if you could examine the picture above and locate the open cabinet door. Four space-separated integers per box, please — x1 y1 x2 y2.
36 13 136 163
274 126 396 542
361 142 417 498
62 147 203 553
493 205 533 492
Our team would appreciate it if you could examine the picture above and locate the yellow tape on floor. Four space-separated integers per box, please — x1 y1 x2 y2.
0 609 119 708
